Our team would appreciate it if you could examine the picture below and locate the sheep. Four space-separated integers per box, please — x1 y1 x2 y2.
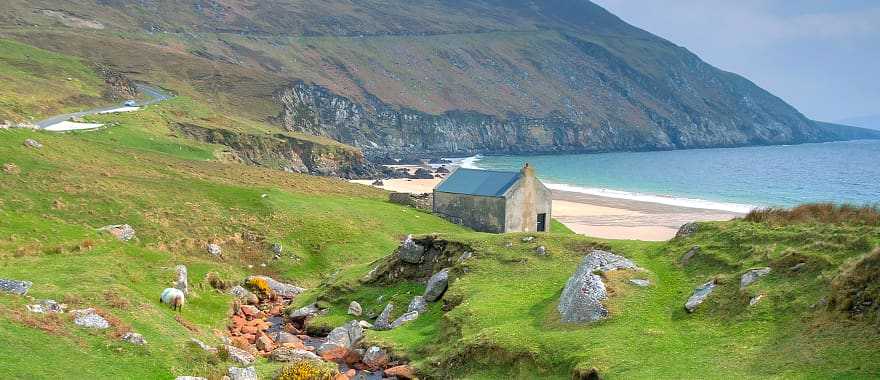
160 288 185 312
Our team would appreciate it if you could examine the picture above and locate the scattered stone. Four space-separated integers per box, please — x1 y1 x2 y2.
175 265 189 295
26 299 65 314
522 236 534 243
373 303 394 330
558 250 639 323
458 251 473 262
740 267 772 289
629 279 650 287
0 279 33 295
207 243 222 257
536 246 547 255
272 242 283 255
224 345 256 365
407 296 428 314
229 286 254 299
122 332 147 345
256 335 274 351
790 262 807 272
357 320 374 329
288 303 320 319
246 275 305 298
423 268 450 302
270 347 321 362
749 294 766 306
398 234 426 264
675 222 699 239
227 366 257 380
680 246 700 266
100 224 136 241
317 321 364 360
190 338 218 354
23 138 42 149
390 311 419 328
372 179 384 186
384 364 416 379
362 346 389 369
2 163 19 175
72 308 110 329
685 280 716 313
348 301 362 316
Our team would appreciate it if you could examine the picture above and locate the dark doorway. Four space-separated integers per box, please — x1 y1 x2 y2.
537 213 547 232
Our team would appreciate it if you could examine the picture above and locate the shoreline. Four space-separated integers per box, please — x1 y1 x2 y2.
351 176 742 241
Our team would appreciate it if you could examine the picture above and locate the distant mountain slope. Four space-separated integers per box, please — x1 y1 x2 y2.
836 114 880 131
2 0 876 156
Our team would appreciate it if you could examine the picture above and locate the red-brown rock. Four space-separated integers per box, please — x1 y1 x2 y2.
256 335 275 352
385 365 415 379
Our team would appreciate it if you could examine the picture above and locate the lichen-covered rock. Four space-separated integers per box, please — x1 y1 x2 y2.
390 311 419 328
72 308 110 329
558 250 639 323
228 366 257 380
740 267 772 288
246 275 305 298
407 296 427 314
347 301 362 316
100 224 135 241
675 222 700 239
373 303 394 330
207 243 222 257
685 280 716 313
398 234 426 264
0 279 32 295
122 332 147 345
270 347 321 362
224 345 256 365
423 268 450 302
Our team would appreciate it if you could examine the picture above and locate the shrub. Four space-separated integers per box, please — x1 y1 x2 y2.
744 203 880 226
247 276 273 298
274 359 338 380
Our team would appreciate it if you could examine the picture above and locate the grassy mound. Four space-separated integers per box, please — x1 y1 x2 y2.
829 248 880 323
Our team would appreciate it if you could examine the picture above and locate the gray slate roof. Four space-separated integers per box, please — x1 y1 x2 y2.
434 168 521 197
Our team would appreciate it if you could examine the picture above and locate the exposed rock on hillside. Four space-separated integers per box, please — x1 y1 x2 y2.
558 250 639 323
685 280 716 313
740 268 772 288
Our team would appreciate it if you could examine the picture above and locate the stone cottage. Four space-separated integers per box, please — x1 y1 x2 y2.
432 164 552 233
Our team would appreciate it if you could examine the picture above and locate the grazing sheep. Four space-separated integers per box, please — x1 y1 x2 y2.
160 288 185 311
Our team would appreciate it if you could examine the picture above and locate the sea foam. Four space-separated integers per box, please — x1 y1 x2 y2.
544 182 756 214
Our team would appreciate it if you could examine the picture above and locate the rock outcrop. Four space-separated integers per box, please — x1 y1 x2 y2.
0 279 32 295
100 224 135 241
740 268 772 289
558 250 639 323
423 269 450 302
72 308 110 329
685 280 717 313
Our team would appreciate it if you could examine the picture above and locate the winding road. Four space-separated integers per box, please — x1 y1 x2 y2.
36 84 174 131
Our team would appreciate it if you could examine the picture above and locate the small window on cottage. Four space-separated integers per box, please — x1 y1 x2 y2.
537 213 547 232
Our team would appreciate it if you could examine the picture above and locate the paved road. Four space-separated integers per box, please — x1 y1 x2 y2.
36 84 173 129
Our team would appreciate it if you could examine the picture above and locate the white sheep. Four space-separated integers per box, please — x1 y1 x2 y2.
160 288 185 311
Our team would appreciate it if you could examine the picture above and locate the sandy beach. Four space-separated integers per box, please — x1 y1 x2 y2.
352 177 741 241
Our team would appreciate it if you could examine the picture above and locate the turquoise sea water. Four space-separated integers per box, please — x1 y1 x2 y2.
462 140 880 212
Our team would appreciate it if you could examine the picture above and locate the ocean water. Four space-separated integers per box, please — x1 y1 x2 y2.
458 140 880 212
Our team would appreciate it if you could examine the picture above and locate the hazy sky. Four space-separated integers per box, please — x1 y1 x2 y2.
592 0 880 122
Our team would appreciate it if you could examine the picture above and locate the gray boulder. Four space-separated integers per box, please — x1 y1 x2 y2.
122 332 147 345
174 265 188 295
246 275 305 298
0 279 33 295
317 320 364 356
675 222 700 239
740 267 772 288
270 347 321 362
557 250 639 323
398 235 426 264
229 286 254 300
26 299 65 314
224 345 255 365
685 280 716 313
536 246 547 256
348 301 363 316
362 346 389 369
271 331 301 346
390 311 419 328
407 296 428 314
100 224 136 241
288 303 320 319
373 303 394 330
272 242 283 255
190 338 217 354
72 308 110 329
207 243 222 257
680 246 701 266
23 138 42 149
227 366 257 380
629 279 650 287
423 268 450 302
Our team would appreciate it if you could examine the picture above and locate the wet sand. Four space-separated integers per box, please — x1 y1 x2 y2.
351 178 741 241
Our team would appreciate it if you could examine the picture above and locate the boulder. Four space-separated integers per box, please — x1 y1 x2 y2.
100 224 136 241
23 138 42 149
224 345 256 365
373 303 394 330
256 335 274 352
372 179 385 186
749 294 766 306
0 279 33 295
2 163 19 175
522 236 535 243
407 296 428 314
685 280 716 313
629 279 650 287
398 235 426 264
362 346 389 369
272 242 283 255
680 246 701 266
72 308 110 329
271 331 302 346
536 246 547 256
348 301 363 316
190 338 218 354
423 268 450 302
270 347 321 362
384 365 416 379
174 265 189 295
390 311 419 328
288 304 320 319
557 250 639 323
790 262 807 272
122 332 147 345
247 276 305 298
227 366 257 380
317 321 364 360
207 243 222 257
26 299 65 314
357 320 374 329
675 222 700 239
740 267 772 288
